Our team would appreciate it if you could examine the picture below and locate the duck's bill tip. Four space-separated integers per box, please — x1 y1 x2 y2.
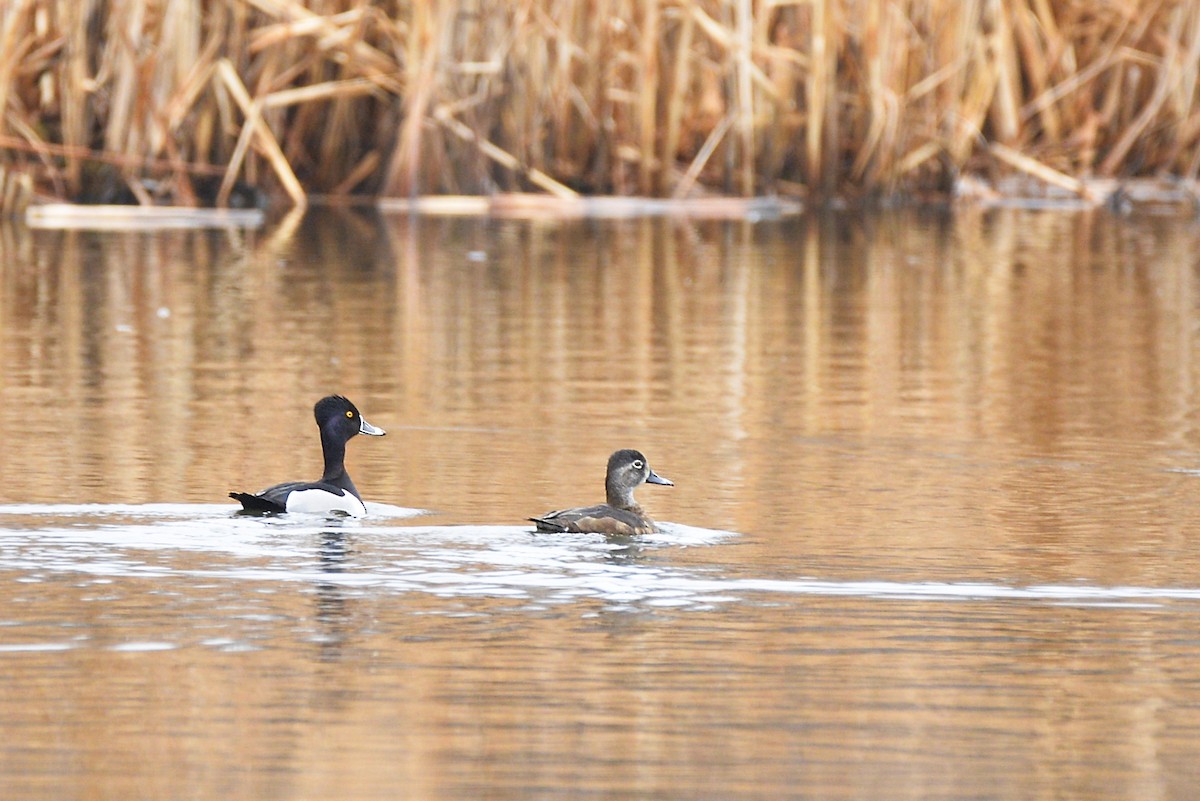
359 419 386 436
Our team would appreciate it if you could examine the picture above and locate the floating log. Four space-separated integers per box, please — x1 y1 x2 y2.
378 193 803 219
25 204 265 231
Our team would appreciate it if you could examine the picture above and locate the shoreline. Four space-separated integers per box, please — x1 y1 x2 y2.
15 177 1200 231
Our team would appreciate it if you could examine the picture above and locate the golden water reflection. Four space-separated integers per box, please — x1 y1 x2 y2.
2 210 1198 572
1 208 1200 799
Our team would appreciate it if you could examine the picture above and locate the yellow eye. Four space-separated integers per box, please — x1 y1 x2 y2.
345 410 354 418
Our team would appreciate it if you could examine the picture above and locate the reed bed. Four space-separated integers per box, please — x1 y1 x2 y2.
1 0 1199 208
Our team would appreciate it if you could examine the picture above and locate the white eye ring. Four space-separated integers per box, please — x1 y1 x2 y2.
632 460 644 469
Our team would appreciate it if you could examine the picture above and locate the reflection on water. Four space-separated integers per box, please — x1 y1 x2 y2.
2 503 1199 612
1 209 1200 799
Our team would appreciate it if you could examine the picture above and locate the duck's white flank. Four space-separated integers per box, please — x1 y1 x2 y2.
284 488 367 517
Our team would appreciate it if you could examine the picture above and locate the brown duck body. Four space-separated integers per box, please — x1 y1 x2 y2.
530 449 672 536
531 501 658 536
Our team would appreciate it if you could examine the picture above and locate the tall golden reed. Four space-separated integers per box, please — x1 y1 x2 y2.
0 0 1198 205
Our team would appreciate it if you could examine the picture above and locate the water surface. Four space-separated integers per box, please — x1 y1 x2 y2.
1 208 1200 799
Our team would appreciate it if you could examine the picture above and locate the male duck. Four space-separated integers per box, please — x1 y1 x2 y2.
530 449 673 535
230 395 385 517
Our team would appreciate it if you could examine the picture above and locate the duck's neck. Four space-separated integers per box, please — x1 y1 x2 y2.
320 430 361 498
605 480 641 513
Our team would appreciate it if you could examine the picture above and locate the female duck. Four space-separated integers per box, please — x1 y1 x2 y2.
230 395 385 517
530 449 673 535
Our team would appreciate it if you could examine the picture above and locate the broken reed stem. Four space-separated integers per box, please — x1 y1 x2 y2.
431 105 579 199
216 59 306 208
990 142 1092 198
0 134 228 176
0 0 1198 205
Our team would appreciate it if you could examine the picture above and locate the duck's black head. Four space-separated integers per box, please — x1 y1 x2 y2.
606 448 673 493
314 395 386 441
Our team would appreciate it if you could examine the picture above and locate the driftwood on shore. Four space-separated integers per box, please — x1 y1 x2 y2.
1 1 1199 211
24 203 265 230
377 193 804 219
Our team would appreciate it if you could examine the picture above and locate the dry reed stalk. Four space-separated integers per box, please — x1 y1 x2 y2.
662 3 695 195
673 112 733 198
987 0 1022 145
804 0 827 190
638 0 660 195
383 0 438 196
1099 4 1183 175
733 0 753 195
990 142 1092 199
0 0 35 142
848 0 880 184
241 0 399 85
1011 0 1060 142
0 134 226 174
0 166 32 216
216 58 306 206
431 104 579 199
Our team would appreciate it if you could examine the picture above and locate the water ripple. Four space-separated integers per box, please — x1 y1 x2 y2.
0 504 1197 611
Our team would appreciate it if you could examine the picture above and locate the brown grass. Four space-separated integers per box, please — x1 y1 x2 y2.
0 0 1198 206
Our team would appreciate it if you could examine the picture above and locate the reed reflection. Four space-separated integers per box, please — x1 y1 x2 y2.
0 211 1197 582
3 207 1200 800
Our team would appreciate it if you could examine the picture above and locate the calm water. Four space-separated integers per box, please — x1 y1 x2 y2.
1 207 1200 799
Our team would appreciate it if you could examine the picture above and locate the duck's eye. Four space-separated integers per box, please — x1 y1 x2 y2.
345 410 355 419
632 459 644 469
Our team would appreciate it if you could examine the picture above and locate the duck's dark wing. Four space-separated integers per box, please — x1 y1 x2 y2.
529 504 653 536
229 480 309 514
230 491 285 514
